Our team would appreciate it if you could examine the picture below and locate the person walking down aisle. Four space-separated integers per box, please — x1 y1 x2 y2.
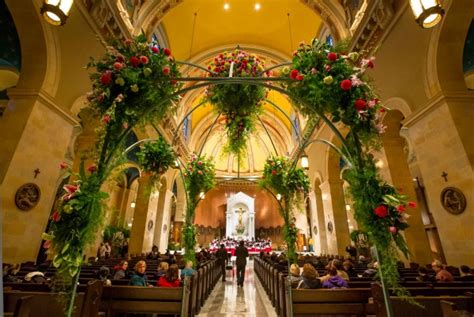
235 240 248 287
216 244 229 281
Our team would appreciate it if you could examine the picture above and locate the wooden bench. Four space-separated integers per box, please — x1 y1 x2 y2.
441 299 474 317
99 284 190 316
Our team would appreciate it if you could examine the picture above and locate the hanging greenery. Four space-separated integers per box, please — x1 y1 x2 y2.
42 35 181 316
205 49 267 158
136 136 176 187
182 153 216 262
260 156 310 263
283 38 415 296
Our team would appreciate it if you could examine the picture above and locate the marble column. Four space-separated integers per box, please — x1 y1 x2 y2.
319 179 350 256
153 189 173 252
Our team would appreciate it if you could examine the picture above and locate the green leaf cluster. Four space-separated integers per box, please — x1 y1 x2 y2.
136 136 176 186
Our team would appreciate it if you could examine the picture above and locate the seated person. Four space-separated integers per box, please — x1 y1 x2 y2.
416 266 434 282
129 260 150 287
24 264 49 284
147 245 160 260
180 260 196 278
97 266 112 286
297 263 321 289
156 261 169 279
3 264 22 283
432 260 454 282
289 263 302 288
362 261 378 278
322 266 349 289
459 265 474 281
157 264 181 287
343 260 358 278
113 260 129 279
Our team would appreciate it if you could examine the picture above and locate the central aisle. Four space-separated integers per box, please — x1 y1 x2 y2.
197 259 278 317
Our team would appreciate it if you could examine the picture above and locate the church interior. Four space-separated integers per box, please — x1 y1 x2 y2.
1 0 473 316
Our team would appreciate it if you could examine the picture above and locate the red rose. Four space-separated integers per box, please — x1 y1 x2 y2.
354 99 367 111
367 60 374 69
140 55 149 64
100 71 112 85
213 67 220 73
97 94 105 103
408 201 417 208
389 226 397 234
51 210 61 222
198 161 203 165
60 162 68 170
130 56 140 67
162 66 171 75
379 108 386 113
327 52 338 62
151 46 159 53
87 164 97 173
271 170 277 176
114 62 123 70
290 69 299 80
374 205 388 218
116 54 125 63
102 115 111 124
296 74 304 81
340 79 352 91
164 48 171 56
396 205 406 213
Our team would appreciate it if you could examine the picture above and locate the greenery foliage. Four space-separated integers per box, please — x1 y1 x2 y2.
136 136 176 186
206 49 267 158
103 224 130 243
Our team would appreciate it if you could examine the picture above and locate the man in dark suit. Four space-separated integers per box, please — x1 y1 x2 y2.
216 244 228 281
235 240 249 287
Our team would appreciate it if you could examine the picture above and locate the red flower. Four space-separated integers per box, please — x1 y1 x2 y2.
290 69 299 80
340 79 352 91
171 80 177 85
327 52 338 62
124 39 133 46
197 170 203 175
389 226 397 234
43 240 51 249
163 48 171 56
408 201 417 208
354 99 367 111
116 54 125 63
87 164 97 173
130 56 140 67
162 66 171 75
114 62 123 70
367 60 374 69
102 115 111 124
271 170 277 176
374 205 388 218
100 71 112 85
379 108 386 113
296 74 304 81
140 56 149 64
64 184 79 195
151 46 159 53
51 210 61 222
198 161 203 165
396 205 406 213
60 162 68 170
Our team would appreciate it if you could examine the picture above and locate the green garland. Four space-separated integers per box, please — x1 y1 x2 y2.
206 49 267 158
260 156 310 263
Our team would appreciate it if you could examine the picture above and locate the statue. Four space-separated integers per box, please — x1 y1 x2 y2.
235 208 246 235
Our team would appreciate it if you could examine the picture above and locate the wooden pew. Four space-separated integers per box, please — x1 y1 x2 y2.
99 284 190 316
441 298 473 317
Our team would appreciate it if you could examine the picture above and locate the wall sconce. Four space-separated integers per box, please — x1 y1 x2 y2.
130 201 136 208
199 192 205 199
409 0 444 29
301 152 309 170
40 0 73 26
276 193 282 201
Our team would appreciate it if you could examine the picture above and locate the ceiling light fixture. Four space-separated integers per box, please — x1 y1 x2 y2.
40 0 73 26
254 3 261 11
409 0 444 29
224 3 230 11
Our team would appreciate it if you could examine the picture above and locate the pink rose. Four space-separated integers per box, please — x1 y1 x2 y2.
389 226 397 234
114 62 123 70
102 115 111 124
139 56 149 64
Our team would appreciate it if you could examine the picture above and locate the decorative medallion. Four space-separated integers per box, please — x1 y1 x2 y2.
327 221 333 234
440 187 466 215
163 224 168 233
15 183 41 211
147 220 153 231
313 225 318 236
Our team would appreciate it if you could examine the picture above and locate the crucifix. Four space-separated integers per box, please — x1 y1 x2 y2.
441 171 448 182
34 168 41 178
237 207 246 225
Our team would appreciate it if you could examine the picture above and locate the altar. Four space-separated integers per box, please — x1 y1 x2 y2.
225 192 255 239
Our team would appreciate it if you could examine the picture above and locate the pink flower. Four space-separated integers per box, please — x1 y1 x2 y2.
397 205 406 213
51 210 61 222
376 123 387 134
311 68 318 75
198 161 203 165
374 205 388 218
113 62 123 70
43 240 51 249
139 55 149 64
87 164 97 173
350 74 364 87
325 65 332 72
60 162 68 170
197 170 203 175
408 201 417 208
389 226 397 234
102 115 111 124
62 184 79 201
368 99 378 108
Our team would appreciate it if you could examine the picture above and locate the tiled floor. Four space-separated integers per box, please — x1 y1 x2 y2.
197 259 278 317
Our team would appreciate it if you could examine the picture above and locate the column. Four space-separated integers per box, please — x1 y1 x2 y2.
249 208 255 239
128 174 154 255
319 180 350 256
154 190 173 252
226 208 233 237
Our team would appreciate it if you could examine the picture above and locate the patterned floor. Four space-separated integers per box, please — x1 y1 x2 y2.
197 259 278 317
